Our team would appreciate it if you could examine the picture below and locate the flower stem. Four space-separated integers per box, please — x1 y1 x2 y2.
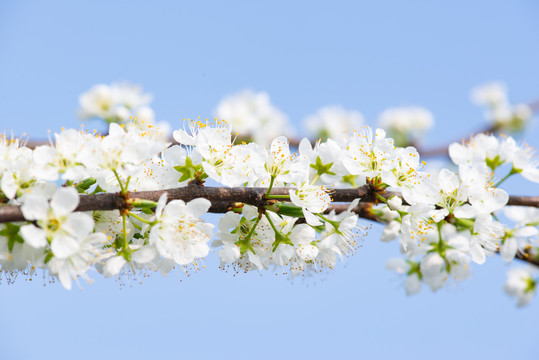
264 211 280 234
316 213 341 232
244 216 261 243
266 194 290 199
495 167 520 188
265 176 276 197
113 169 126 194
129 211 157 226
375 193 388 204
121 213 128 252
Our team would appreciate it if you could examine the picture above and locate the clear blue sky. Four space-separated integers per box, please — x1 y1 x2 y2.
1 1 538 359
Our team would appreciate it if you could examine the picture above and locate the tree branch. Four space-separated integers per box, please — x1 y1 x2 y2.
1 183 538 267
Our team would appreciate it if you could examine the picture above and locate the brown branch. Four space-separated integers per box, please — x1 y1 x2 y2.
1 184 538 267
0 183 378 223
417 97 539 158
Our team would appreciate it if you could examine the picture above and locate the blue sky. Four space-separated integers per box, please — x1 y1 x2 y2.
0 1 538 359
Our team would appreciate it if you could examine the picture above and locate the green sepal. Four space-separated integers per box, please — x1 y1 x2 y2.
131 199 158 208
0 223 25 253
44 252 54 264
75 178 97 193
174 157 207 182
272 233 294 252
342 174 358 188
310 156 335 176
485 155 503 171
90 185 106 195
269 203 305 218
141 207 154 215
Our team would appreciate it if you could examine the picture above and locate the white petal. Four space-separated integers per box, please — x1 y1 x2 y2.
173 129 195 145
514 226 538 238
272 244 294 266
405 273 421 295
51 235 80 259
386 258 409 274
218 244 240 264
21 194 49 220
63 213 94 239
522 167 539 183
186 198 211 218
103 256 126 277
57 267 72 290
469 240 486 264
453 204 476 219
500 237 517 262
303 209 322 226
132 246 157 264
51 187 80 217
20 225 47 248
1 173 18 200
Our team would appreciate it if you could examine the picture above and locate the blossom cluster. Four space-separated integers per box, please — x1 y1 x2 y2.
471 82 533 132
383 133 539 305
78 81 528 149
0 83 538 308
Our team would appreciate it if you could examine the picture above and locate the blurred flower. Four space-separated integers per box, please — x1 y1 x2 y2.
215 89 293 145
377 106 434 147
470 82 532 132
304 106 364 140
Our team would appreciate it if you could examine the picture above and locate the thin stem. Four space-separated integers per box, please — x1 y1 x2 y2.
375 193 388 204
266 194 291 199
129 211 156 226
244 216 261 243
310 174 320 186
316 213 341 232
264 211 280 234
495 167 519 188
113 169 125 194
265 176 276 197
121 213 128 252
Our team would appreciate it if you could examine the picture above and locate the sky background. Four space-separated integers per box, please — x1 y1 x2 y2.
1 1 538 359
